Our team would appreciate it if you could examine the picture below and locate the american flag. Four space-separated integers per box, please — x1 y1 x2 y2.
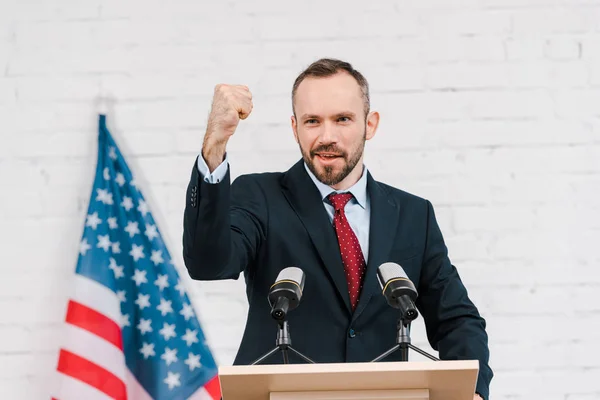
53 115 221 400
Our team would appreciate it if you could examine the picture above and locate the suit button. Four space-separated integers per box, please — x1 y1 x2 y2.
191 186 197 193
348 328 356 338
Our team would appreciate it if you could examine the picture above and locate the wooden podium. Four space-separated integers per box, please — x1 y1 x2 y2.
218 360 479 400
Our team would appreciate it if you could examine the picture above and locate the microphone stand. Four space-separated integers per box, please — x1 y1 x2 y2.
371 313 440 363
251 319 315 365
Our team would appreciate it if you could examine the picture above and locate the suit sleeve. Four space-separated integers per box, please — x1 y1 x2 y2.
182 157 268 280
416 200 493 400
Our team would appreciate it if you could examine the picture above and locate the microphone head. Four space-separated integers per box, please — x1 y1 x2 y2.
377 262 409 289
274 266 305 292
268 267 305 320
377 262 418 320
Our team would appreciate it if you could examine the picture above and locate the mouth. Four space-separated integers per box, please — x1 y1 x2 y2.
314 153 343 164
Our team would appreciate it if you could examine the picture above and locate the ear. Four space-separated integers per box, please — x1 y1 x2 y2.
365 111 380 141
291 115 299 143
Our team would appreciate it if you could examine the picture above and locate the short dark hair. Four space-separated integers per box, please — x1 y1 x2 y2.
291 58 370 117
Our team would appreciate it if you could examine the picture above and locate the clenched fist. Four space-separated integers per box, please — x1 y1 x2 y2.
202 84 253 172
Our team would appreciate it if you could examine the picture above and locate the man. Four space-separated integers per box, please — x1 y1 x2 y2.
183 58 492 399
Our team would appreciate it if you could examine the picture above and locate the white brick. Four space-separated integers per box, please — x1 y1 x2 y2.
468 90 554 118
1 0 99 22
453 206 536 232
374 91 471 121
459 260 600 287
590 61 600 85
424 37 506 63
490 341 598 369
482 0 557 7
505 37 545 61
479 285 600 314
0 187 44 219
494 369 600 396
337 14 420 38
15 21 97 49
14 76 100 101
422 11 512 36
425 63 508 89
512 9 599 34
582 36 600 59
544 38 582 60
554 89 600 117
0 79 16 105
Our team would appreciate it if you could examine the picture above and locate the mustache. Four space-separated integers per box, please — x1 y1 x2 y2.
310 144 347 157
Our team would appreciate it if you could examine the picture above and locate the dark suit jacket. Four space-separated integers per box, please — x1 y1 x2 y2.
183 158 492 399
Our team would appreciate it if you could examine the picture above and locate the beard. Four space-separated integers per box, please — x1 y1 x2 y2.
300 131 366 186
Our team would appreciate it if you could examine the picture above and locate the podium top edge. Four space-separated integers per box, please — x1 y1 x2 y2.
218 360 479 377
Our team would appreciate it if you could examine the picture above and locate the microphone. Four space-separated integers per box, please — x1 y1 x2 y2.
268 267 305 321
377 262 419 321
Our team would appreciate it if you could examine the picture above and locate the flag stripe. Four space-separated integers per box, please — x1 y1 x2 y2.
71 275 121 324
61 323 126 382
66 300 123 350
125 368 153 400
204 375 222 400
53 371 115 400
57 349 127 400
187 387 213 400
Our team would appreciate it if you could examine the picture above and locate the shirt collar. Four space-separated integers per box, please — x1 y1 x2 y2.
303 162 368 209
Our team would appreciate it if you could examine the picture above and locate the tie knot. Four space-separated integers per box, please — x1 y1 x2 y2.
328 192 354 212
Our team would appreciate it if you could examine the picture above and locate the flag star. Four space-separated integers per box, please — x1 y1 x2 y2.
124 221 140 238
137 318 153 335
104 167 111 180
115 172 126 187
86 212 102 230
96 188 114 205
111 242 121 254
117 290 126 303
137 200 149 217
154 274 169 291
184 353 202 371
109 146 117 160
97 235 111 252
129 244 145 262
132 269 148 286
135 293 151 310
159 322 177 341
107 217 118 229
161 347 178 366
164 371 181 390
182 329 199 346
109 257 124 279
79 238 92 256
180 303 195 321
175 280 185 296
157 298 174 316
150 250 164 266
119 313 130 328
144 224 159 240
121 196 134 211
139 342 155 359
130 178 138 189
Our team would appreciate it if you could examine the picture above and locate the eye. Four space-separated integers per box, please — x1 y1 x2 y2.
305 119 318 124
338 116 350 122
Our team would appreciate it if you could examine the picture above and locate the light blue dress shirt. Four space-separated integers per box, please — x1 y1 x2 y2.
197 155 371 262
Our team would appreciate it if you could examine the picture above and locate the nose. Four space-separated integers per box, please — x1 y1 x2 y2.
317 121 338 144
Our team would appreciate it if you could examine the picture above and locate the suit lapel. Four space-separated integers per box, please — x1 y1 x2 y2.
281 160 353 314
352 173 399 321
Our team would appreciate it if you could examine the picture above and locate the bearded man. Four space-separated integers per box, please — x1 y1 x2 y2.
182 58 492 400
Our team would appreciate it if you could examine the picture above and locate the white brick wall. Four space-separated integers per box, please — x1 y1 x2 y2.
1 0 599 398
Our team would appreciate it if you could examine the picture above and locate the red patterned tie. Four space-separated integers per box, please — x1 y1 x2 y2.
328 193 366 311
